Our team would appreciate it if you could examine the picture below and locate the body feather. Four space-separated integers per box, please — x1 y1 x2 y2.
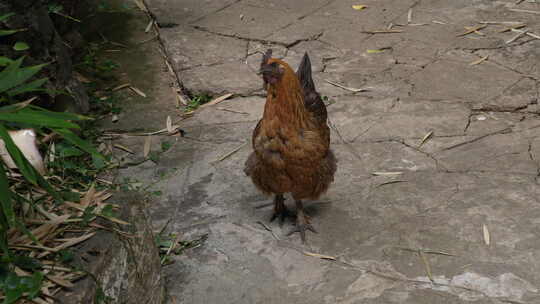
244 53 336 201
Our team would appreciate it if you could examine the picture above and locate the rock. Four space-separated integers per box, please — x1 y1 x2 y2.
58 191 165 304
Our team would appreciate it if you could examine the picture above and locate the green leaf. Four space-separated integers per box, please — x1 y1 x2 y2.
0 57 48 93
161 141 171 152
12 197 39 245
59 190 80 202
56 144 84 158
92 153 106 169
81 205 96 226
25 271 43 299
7 78 47 96
12 255 41 271
101 204 117 217
48 3 63 14
148 151 160 163
0 57 23 92
57 249 74 263
0 230 9 257
0 162 16 227
27 105 89 121
0 262 9 284
0 57 13 67
2 271 43 302
55 128 103 159
4 272 24 304
0 29 20 37
0 13 15 22
12 42 29 51
0 108 80 129
0 101 33 113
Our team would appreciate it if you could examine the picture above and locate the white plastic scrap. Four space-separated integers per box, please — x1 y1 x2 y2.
0 129 45 174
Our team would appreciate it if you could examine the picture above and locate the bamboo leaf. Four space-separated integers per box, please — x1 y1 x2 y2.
0 58 48 93
12 196 40 245
0 56 14 66
54 128 103 159
7 78 47 96
0 13 15 22
352 5 367 10
27 271 44 299
483 224 490 245
27 105 89 121
0 108 80 129
0 29 22 36
0 99 36 113
0 161 16 227
0 57 23 90
303 251 336 260
13 42 29 51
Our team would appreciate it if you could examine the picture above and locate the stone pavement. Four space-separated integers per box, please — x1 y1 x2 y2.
124 0 540 303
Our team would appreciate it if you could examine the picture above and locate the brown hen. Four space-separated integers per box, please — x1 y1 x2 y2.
244 50 337 243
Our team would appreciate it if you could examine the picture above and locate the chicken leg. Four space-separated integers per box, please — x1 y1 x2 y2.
270 194 290 226
288 200 317 243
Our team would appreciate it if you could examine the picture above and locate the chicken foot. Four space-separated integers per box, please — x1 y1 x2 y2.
287 200 317 243
269 194 291 226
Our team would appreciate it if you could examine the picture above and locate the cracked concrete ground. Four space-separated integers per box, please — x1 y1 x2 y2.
117 0 540 303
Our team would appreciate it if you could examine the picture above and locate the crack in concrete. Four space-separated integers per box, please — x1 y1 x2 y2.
320 56 338 73
527 140 540 183
478 55 539 82
192 25 323 48
328 117 365 163
248 0 337 44
349 118 381 142
463 110 473 134
439 169 539 178
459 35 540 52
440 127 512 152
394 138 447 172
297 0 337 21
387 0 422 28
188 0 243 24
317 37 347 54
330 254 526 304
177 61 224 72
134 1 540 302
472 105 529 113
149 20 192 101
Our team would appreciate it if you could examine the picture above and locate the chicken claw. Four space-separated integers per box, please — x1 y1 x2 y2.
269 194 291 226
287 200 317 243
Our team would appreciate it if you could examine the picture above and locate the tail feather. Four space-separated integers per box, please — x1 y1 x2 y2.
297 52 316 92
